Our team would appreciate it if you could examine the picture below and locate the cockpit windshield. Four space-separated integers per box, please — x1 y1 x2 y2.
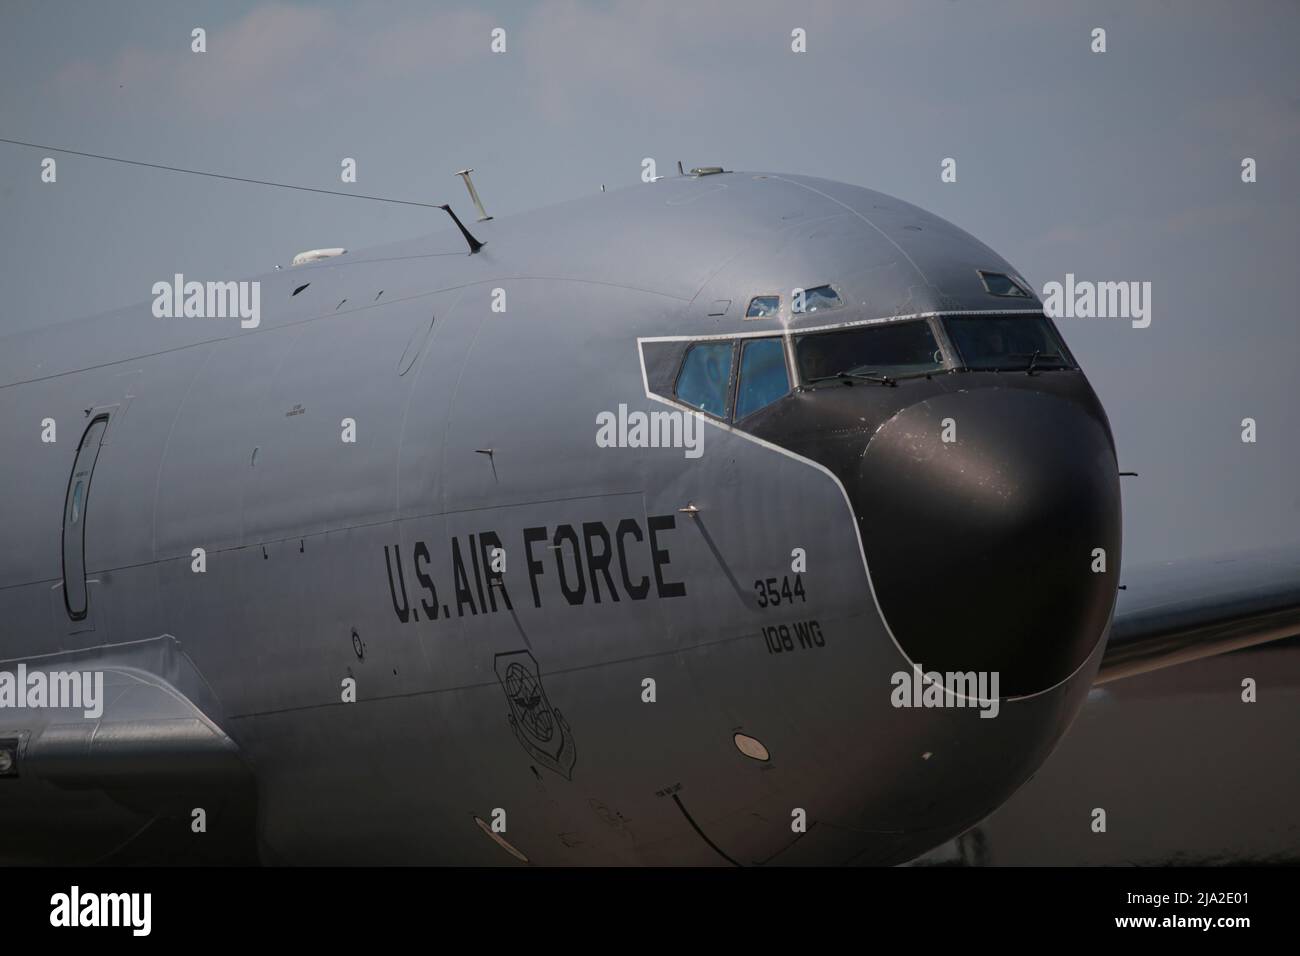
794 320 945 383
942 314 1074 371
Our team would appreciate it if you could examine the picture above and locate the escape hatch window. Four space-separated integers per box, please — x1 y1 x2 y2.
62 415 109 620
675 341 735 418
795 320 945 382
793 285 842 314
977 270 1031 298
745 295 780 319
734 338 790 420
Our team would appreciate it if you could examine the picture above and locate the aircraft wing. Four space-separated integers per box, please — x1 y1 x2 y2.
1097 547 1300 684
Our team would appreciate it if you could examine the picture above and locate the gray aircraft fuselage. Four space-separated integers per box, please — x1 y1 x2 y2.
0 171 1120 865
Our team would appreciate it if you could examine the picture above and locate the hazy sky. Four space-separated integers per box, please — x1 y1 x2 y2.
1 0 1296 566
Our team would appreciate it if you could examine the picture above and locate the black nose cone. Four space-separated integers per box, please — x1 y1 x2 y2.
858 388 1121 697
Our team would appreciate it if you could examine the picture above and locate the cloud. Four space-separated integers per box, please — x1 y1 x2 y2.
50 2 497 118
40 0 954 128
359 6 498 79
1186 93 1300 150
515 0 910 121
1033 200 1261 252
53 3 342 115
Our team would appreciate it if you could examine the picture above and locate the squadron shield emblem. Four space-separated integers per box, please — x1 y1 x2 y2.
494 650 577 780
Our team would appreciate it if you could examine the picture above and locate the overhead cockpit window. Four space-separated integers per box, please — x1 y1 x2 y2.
746 295 780 319
977 270 1031 298
675 342 735 418
794 285 842 313
735 338 790 420
943 315 1074 371
795 321 945 383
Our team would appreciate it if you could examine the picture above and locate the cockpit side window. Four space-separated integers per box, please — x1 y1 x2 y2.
734 338 790 420
675 341 736 418
745 295 781 319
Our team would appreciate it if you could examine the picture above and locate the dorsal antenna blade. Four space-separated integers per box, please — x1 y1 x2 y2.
439 204 484 254
454 168 493 222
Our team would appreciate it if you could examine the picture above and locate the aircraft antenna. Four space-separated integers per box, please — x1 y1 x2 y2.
455 168 493 221
0 137 446 208
439 204 485 254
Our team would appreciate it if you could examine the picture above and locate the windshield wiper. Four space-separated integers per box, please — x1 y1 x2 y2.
1008 350 1065 375
802 367 897 388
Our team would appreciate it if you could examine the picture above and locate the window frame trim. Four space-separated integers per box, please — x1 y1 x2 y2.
731 336 794 423
942 312 1081 373
976 269 1032 298
61 413 111 621
638 309 1048 397
744 293 783 321
791 317 955 384
790 283 845 317
672 339 740 421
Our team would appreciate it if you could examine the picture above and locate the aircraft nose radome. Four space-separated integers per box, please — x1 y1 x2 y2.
858 388 1122 698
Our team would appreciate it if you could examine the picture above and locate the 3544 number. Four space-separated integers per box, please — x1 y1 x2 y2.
754 575 806 608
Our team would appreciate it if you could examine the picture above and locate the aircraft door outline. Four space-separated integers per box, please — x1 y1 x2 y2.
61 414 109 620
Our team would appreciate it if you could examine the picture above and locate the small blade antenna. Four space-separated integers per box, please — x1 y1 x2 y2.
455 168 493 221
439 204 485 254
